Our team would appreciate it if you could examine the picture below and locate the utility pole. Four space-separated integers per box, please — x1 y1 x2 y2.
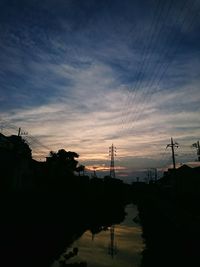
18 127 21 136
166 137 179 169
17 127 28 137
109 144 116 178
93 166 97 178
192 141 200 161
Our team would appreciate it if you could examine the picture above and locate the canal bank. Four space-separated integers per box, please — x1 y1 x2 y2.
133 183 200 267
52 204 144 267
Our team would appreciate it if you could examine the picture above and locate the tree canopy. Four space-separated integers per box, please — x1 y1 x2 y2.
49 149 79 173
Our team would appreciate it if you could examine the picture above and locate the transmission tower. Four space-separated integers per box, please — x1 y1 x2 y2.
166 137 179 169
108 225 117 258
109 144 116 178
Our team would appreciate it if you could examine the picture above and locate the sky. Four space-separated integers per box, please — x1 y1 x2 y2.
0 0 200 181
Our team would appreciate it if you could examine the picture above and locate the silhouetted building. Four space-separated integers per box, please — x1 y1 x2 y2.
158 164 200 196
0 133 33 191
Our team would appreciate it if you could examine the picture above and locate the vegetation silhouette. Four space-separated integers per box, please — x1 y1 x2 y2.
1 133 200 267
131 164 200 267
0 133 130 267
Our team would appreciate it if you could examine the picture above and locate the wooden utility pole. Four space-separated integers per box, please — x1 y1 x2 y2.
166 137 179 169
18 127 21 136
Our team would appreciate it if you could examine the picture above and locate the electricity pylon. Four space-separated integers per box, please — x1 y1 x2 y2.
108 225 117 258
166 137 179 169
109 144 116 178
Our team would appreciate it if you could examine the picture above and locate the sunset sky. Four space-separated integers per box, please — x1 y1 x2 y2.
0 0 200 180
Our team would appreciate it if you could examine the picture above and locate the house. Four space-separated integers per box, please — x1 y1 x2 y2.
158 165 200 196
0 133 33 191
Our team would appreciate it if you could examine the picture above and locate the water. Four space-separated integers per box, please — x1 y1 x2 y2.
52 204 144 267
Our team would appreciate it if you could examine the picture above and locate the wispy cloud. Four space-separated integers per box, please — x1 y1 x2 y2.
0 0 200 177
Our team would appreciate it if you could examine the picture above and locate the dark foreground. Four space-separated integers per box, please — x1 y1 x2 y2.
1 184 200 267
132 183 200 267
0 192 128 267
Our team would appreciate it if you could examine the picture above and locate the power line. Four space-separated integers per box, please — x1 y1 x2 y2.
121 0 200 136
123 0 174 131
120 0 165 131
127 0 192 130
121 0 167 131
0 120 51 157
129 0 198 129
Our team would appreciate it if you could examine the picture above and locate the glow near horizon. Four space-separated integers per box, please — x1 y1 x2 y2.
0 1 200 178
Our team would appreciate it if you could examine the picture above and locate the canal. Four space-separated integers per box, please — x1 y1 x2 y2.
51 204 144 267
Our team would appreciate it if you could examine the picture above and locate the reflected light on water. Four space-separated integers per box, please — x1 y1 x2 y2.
52 204 144 267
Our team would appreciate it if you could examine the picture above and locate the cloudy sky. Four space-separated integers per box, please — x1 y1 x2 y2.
0 0 200 180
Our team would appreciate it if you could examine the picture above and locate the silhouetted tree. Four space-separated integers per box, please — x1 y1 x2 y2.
49 149 79 174
76 165 85 176
49 151 57 159
54 149 79 161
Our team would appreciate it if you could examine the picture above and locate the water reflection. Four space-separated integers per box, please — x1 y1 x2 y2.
52 204 143 267
108 225 117 258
